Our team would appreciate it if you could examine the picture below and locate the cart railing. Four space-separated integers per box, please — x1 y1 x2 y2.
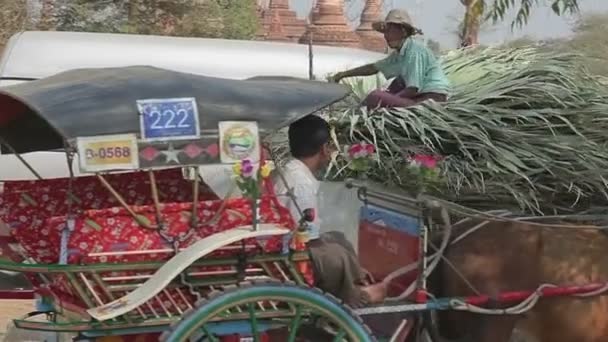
5 248 310 332
88 224 290 321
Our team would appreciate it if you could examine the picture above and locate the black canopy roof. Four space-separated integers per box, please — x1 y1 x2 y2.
0 66 349 153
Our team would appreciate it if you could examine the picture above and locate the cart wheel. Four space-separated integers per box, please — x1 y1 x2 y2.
160 280 376 342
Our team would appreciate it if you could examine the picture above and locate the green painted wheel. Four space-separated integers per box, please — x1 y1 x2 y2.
160 280 376 342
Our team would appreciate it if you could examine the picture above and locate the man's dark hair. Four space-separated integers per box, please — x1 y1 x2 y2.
288 115 330 158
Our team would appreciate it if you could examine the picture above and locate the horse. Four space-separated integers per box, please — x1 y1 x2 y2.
424 215 608 342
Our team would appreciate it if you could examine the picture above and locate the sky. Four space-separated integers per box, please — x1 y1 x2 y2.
288 0 608 48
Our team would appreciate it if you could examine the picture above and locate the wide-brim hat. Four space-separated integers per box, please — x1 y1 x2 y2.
372 9 418 33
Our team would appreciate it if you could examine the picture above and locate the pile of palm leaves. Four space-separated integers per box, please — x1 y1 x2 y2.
270 46 608 215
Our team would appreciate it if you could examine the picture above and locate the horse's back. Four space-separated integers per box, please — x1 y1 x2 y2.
438 219 608 342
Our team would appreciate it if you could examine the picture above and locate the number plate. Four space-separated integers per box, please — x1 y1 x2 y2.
137 98 200 141
76 134 139 172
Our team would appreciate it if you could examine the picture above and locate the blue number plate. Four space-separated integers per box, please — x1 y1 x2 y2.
137 98 200 141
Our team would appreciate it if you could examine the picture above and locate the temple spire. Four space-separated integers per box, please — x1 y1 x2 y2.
356 0 386 52
300 0 361 48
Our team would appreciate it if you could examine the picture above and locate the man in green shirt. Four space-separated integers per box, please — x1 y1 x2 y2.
331 9 450 108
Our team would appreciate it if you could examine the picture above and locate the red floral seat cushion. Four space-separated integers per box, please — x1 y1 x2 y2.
0 169 218 261
0 168 313 316
33 196 293 264
34 195 297 312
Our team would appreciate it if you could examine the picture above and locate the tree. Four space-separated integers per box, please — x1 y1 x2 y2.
459 0 579 47
496 12 608 77
54 0 127 33
176 1 258 39
219 1 259 40
501 35 537 48
553 13 608 77
49 0 259 40
0 0 29 50
176 1 224 38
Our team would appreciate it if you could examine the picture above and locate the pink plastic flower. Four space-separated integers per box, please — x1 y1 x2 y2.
412 154 441 169
348 142 376 159
348 144 363 158
241 159 255 178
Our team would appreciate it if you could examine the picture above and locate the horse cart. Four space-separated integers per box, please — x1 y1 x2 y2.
1 65 607 342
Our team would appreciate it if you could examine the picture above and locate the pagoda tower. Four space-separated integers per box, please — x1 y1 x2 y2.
257 0 306 42
265 6 291 42
356 0 387 52
300 0 362 48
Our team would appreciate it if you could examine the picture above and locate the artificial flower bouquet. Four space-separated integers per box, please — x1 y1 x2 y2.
400 153 444 194
346 141 376 173
232 159 273 199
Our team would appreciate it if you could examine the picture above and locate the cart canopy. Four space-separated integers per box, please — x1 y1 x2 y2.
0 66 349 153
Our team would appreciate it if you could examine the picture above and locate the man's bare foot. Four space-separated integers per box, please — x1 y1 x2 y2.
360 269 375 286
361 282 388 304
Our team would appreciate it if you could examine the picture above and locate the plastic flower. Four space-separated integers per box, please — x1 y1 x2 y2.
401 153 445 195
241 159 255 178
346 142 377 173
232 162 242 176
348 142 376 159
260 163 273 178
348 144 363 158
412 154 441 169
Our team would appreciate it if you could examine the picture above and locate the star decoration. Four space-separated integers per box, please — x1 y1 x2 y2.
162 143 181 164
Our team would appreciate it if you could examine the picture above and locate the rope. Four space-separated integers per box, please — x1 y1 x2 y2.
383 198 455 301
348 183 608 315
573 283 608 298
379 200 606 302
450 211 512 245
420 194 608 230
449 282 608 315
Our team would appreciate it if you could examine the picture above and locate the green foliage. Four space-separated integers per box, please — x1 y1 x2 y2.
499 12 608 78
176 1 224 37
500 36 538 49
555 13 608 77
219 1 259 40
54 0 127 33
177 0 259 40
0 0 28 47
52 0 259 40
485 0 580 29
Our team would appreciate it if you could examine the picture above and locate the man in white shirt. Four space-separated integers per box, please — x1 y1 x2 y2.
274 115 386 308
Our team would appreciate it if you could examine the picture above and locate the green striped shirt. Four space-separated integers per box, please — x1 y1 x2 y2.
374 38 450 95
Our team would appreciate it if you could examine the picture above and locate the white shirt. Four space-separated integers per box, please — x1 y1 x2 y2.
273 159 321 239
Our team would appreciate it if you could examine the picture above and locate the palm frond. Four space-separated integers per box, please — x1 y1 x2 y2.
271 46 608 215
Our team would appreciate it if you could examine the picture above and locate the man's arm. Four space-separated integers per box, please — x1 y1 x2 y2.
331 64 379 83
288 185 321 239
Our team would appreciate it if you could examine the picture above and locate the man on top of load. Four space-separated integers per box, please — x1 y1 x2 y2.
331 9 450 108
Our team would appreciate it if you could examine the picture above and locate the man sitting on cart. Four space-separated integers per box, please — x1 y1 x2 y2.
274 115 387 308
330 9 450 109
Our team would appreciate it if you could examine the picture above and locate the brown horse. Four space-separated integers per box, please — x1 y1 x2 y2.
425 217 608 342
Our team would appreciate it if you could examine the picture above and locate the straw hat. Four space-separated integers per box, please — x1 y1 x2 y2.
372 9 421 34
